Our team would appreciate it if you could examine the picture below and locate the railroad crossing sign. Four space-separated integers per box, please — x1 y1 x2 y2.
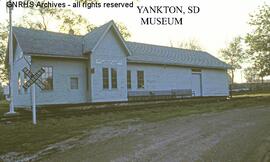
22 67 46 90
22 67 46 125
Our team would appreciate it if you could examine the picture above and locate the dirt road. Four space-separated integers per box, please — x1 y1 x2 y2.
35 106 270 162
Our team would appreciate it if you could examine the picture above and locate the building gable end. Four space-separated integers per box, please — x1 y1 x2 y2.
92 22 131 56
93 27 129 58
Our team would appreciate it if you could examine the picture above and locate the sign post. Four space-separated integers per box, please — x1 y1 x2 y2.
32 85 36 124
22 67 45 124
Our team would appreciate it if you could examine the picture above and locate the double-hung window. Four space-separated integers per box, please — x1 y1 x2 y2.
127 70 131 89
70 77 79 89
41 67 53 91
102 68 109 89
102 68 118 89
137 71 144 89
111 68 117 89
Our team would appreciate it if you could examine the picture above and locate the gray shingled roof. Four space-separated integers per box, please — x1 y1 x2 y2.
126 42 230 69
11 20 230 69
12 27 84 58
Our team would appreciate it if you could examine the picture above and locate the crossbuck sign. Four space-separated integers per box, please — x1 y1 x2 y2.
22 67 46 89
22 67 46 124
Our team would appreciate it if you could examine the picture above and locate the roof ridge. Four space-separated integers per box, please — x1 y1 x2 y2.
12 20 115 39
83 20 113 38
12 26 84 38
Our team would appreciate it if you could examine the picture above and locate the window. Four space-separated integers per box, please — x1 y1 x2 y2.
41 67 53 90
86 68 89 90
70 77 79 89
137 71 144 89
18 72 21 94
127 70 131 89
102 68 118 89
111 68 117 89
102 68 109 89
24 73 27 93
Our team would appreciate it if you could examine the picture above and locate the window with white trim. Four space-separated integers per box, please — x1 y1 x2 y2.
137 71 144 89
111 68 117 89
102 68 109 89
127 70 131 89
70 77 79 89
41 67 53 90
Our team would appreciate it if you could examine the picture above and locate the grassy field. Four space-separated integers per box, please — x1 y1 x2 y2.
232 90 270 97
0 92 270 157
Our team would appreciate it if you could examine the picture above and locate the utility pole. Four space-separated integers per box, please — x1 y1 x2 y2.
6 0 16 115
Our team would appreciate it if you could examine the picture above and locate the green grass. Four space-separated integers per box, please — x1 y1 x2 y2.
0 92 270 156
232 90 270 96
0 100 8 108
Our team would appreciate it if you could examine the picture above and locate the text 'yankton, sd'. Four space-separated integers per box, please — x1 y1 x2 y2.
137 6 200 25
137 6 200 14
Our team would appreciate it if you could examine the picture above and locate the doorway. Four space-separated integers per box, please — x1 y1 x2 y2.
191 73 202 96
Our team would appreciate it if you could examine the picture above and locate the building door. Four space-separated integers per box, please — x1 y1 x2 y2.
191 73 202 96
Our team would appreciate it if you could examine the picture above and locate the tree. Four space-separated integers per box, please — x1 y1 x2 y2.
56 9 96 35
244 67 259 83
21 4 131 37
220 37 246 84
252 52 270 83
116 22 131 40
0 83 4 100
21 2 96 35
21 0 59 31
245 4 270 82
0 21 9 83
170 39 203 51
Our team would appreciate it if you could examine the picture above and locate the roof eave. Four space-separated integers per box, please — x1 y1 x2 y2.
27 53 88 60
127 60 230 70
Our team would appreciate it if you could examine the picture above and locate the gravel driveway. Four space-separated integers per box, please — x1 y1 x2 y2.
35 106 270 162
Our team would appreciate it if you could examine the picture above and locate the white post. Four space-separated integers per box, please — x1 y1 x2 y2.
32 85 37 124
8 2 15 114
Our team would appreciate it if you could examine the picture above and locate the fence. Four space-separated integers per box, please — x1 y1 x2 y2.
231 83 270 91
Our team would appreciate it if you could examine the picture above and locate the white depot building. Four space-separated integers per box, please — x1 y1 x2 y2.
7 20 230 107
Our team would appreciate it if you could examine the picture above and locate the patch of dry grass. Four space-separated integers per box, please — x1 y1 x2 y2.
0 92 270 156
